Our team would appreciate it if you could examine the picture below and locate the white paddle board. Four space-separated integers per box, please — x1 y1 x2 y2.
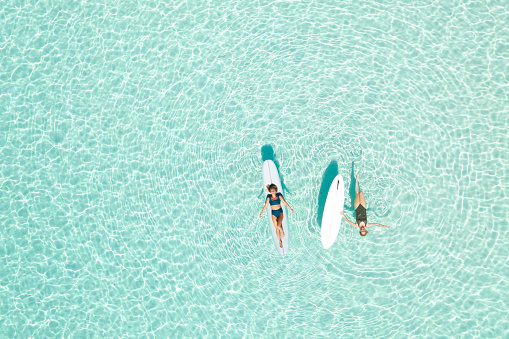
262 160 289 256
321 174 345 249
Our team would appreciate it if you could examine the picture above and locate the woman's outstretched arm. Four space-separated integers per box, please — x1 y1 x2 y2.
340 212 357 227
259 197 270 217
279 195 295 213
367 223 390 228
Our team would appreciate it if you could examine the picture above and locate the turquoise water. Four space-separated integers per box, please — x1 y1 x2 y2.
1 0 508 337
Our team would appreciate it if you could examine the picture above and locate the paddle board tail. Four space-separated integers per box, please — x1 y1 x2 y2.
321 174 345 249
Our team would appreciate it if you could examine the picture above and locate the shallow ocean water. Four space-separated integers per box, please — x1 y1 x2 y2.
1 0 508 337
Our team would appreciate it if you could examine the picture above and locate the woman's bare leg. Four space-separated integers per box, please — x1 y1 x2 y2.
272 215 283 247
272 215 278 228
277 213 285 237
355 174 367 208
359 192 366 208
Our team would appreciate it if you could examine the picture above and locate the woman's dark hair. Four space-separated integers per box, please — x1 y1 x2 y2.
266 184 278 192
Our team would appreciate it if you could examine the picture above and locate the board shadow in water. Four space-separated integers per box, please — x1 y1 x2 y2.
347 161 356 212
259 145 290 198
316 160 339 230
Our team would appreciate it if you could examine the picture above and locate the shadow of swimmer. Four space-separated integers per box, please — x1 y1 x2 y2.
316 160 339 229
347 161 357 213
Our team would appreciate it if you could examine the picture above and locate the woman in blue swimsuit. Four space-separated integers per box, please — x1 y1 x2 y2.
259 184 294 248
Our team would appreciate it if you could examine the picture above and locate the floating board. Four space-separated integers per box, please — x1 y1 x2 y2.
262 160 289 256
321 174 345 249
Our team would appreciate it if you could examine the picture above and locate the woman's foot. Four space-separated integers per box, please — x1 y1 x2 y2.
282 230 285 238
279 241 283 248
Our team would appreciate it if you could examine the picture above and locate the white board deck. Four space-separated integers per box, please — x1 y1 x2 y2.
262 160 289 256
321 174 345 249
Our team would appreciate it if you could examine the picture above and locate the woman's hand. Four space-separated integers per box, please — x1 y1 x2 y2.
259 213 263 218
340 212 345 218
290 208 295 213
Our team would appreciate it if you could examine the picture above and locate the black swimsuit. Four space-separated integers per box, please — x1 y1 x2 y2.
355 204 367 225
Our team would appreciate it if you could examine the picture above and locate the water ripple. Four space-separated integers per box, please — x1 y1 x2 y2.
0 0 507 337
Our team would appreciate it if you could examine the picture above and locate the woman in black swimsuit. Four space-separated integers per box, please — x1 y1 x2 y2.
341 174 390 236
